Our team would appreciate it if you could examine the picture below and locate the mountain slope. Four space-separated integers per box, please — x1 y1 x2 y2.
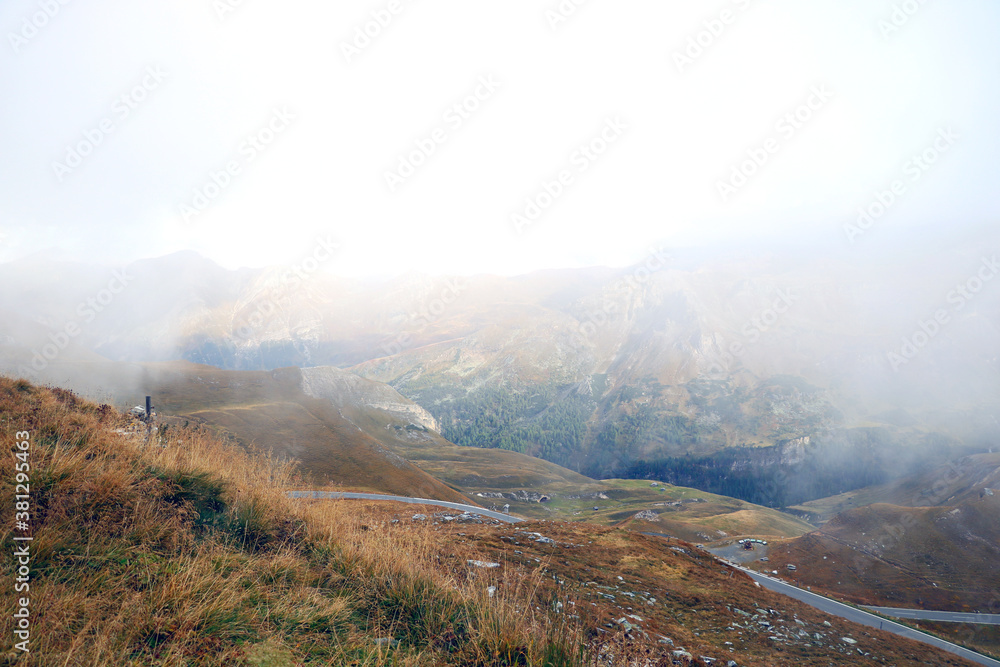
300 365 440 430
0 359 822 541
0 377 985 667
766 496 1000 612
148 363 475 501
2 243 998 497
0 358 470 501
790 452 1000 523
763 455 1000 613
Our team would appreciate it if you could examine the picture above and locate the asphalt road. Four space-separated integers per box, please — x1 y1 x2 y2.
289 497 996 663
287 490 524 524
726 564 1000 667
865 606 1000 626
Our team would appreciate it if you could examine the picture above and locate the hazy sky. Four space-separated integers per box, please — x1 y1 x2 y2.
1 0 998 276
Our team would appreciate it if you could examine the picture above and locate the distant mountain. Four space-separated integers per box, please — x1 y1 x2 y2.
2 239 998 498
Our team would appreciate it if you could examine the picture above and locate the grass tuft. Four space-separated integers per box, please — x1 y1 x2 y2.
0 377 590 666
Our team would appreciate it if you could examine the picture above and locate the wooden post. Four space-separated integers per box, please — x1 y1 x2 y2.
144 396 154 445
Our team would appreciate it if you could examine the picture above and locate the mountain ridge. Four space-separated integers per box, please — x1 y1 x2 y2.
2 243 997 499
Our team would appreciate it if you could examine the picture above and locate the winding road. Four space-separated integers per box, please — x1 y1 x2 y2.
287 490 524 523
725 563 1000 667
864 606 1000 626
292 493 997 665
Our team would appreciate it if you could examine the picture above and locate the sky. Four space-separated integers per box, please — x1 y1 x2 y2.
1 0 998 277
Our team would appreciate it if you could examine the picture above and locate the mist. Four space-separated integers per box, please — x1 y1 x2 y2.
2 0 998 501
2 225 997 470
6 4 1000 662
2 0 999 273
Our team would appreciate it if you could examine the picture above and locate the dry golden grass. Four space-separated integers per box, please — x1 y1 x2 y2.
0 378 594 666
765 501 1000 612
0 378 987 667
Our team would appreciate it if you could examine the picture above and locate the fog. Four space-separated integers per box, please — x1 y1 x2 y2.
1 224 997 416
1 0 998 277
2 1 998 486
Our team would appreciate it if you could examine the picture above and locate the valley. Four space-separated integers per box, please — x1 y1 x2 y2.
2 241 999 665
3 241 997 509
5 5 998 663
0 358 817 545
1 377 992 666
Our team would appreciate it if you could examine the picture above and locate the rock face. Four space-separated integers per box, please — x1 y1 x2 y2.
299 366 439 431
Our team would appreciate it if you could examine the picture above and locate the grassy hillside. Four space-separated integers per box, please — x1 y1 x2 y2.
2 360 471 503
151 367 820 543
759 496 1000 661
762 500 1000 612
182 400 459 501
617 504 815 547
0 377 985 666
743 455 1000 661
497 479 815 542
0 378 584 665
789 452 1000 524
1 359 818 543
